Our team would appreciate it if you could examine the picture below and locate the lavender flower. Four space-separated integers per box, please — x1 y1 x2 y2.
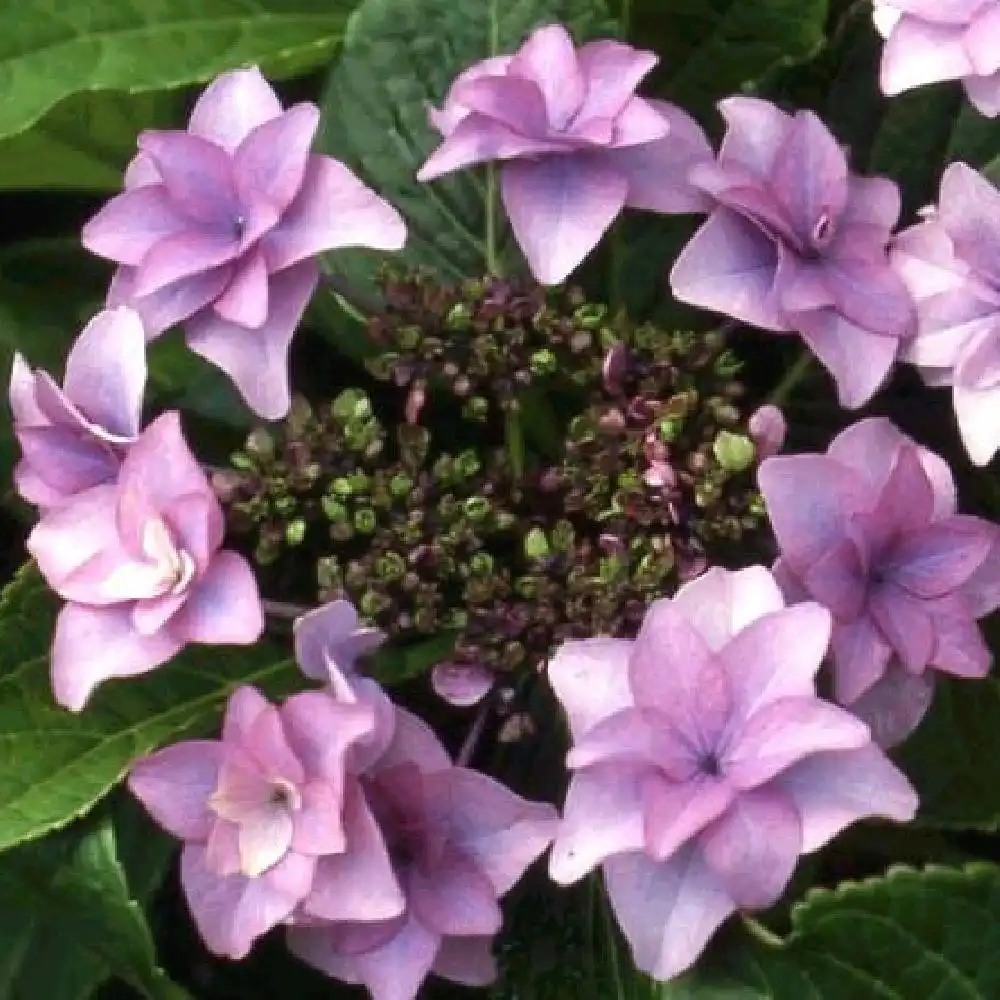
875 1 1000 116
288 700 558 1000
10 307 146 509
758 417 1000 745
82 67 407 419
547 566 917 981
892 161 1000 465
129 685 383 958
417 24 712 284
670 97 915 408
27 411 263 710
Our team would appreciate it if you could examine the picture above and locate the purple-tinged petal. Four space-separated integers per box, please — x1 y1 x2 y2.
128 741 222 839
869 584 935 672
119 410 211 512
769 110 848 245
292 599 385 683
827 417 956 518
185 259 318 420
749 404 787 460
448 74 549 135
719 604 832 725
170 551 263 645
605 97 670 148
431 936 497 987
114 264 235 338
416 114 565 181
880 18 971 94
280 689 374 782
222 686 270 743
954 325 1000 465
291 781 348 857
929 604 992 678
775 743 917 850
500 155 627 285
124 151 160 189
724 697 870 789
567 708 698 777
181 845 314 959
603 845 735 982
843 175 902 233
611 100 713 213
546 637 634 740
431 663 493 706
823 258 915 339
303 781 405 921
963 534 1000 617
132 230 239 299
757 454 866 569
133 592 188 636
212 252 269 329
963 72 1000 117
847 664 935 747
435 767 557 895
575 39 658 122
831 616 894 704
15 428 118 504
794 309 899 409
938 161 1000 285
188 68 283 152
51 602 185 711
642 772 735 862
81 185 190 266
670 209 787 330
715 96 792 177
887 515 996 597
377 705 451 774
162 492 223 573
138 131 238 226
549 764 646 884
671 565 786 651
234 103 319 213
62 307 147 439
508 24 584 130
409 846 502 937
698 788 801 908
802 540 867 620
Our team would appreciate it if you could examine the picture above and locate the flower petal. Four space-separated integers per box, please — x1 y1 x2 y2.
170 551 263 645
188 68 283 151
81 185 189 266
847 664 935 747
546 637 634 740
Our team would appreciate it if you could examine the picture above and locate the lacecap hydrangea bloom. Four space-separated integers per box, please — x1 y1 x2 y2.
759 417 1000 746
874 1 1000 117
891 161 1000 465
547 566 916 981
10 307 146 510
417 23 712 284
82 67 407 420
27 411 263 710
670 97 915 408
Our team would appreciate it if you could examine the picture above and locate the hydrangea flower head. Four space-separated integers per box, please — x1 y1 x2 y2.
547 565 917 981
82 67 407 420
129 685 380 958
758 417 1000 745
288 703 558 1000
670 97 915 408
417 24 713 284
10 307 146 509
27 411 263 710
891 161 1000 464
874 1 1000 116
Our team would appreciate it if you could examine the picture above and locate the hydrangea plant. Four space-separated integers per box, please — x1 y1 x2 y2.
5 2 1000 999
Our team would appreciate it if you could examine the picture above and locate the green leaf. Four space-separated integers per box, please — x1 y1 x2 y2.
371 632 457 684
0 811 189 1000
0 565 300 851
896 676 1000 831
662 864 1000 998
0 0 356 144
316 0 614 289
621 0 830 121
0 89 184 191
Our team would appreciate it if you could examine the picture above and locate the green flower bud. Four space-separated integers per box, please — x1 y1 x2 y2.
455 449 481 479
523 527 549 560
445 303 472 331
389 472 414 499
713 430 755 473
246 427 275 459
376 552 406 581
530 349 558 377
464 496 491 522
550 519 575 553
469 552 494 576
284 518 306 546
354 508 378 533
573 303 607 330
332 388 371 424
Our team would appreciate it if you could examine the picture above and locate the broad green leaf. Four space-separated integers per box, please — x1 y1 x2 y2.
619 0 830 121
316 0 614 292
0 811 189 1000
371 632 457 684
0 0 357 144
0 565 299 851
0 90 183 191
663 864 1000 998
896 676 1000 831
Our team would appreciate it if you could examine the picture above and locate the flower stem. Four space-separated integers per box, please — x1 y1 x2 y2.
768 349 815 407
504 405 525 480
455 698 492 767
742 914 784 948
262 599 311 620
485 163 500 277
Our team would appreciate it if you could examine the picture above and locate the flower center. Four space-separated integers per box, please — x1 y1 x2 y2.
810 211 835 249
697 751 723 778
268 778 303 811
233 214 247 240
141 517 196 595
